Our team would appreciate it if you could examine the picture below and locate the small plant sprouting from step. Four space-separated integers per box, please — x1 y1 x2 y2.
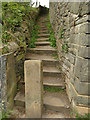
47 21 57 49
62 40 68 54
44 86 65 93
58 66 61 71
29 24 39 48
52 53 59 60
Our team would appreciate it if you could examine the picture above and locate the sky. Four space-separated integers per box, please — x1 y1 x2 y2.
32 0 49 8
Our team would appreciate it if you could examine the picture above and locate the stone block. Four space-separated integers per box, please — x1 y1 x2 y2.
24 60 43 118
6 53 17 110
70 33 89 46
77 46 90 58
70 2 90 16
77 33 89 46
71 77 90 95
75 15 90 26
65 53 75 65
74 57 89 82
75 22 90 34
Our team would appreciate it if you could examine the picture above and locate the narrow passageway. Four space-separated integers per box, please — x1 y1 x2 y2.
1 2 90 119
13 13 71 118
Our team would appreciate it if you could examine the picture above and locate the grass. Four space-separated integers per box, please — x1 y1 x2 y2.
70 110 90 119
44 86 65 93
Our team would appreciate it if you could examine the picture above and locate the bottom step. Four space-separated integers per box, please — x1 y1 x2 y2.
10 106 71 118
44 91 70 112
14 90 70 113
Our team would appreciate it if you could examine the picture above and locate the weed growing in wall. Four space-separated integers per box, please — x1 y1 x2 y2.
59 28 68 54
47 21 57 49
29 24 39 48
62 41 68 54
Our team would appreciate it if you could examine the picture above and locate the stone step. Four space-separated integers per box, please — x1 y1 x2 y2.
39 25 48 28
37 38 49 41
11 106 71 118
44 92 70 112
38 30 49 34
38 20 49 23
43 66 61 77
14 91 25 107
43 75 65 88
38 34 50 38
39 28 48 31
41 21 49 23
25 53 59 67
26 46 57 54
35 41 50 46
42 109 71 118
38 20 49 24
14 91 70 113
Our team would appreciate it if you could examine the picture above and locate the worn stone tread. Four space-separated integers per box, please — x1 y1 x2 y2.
27 46 57 54
14 91 70 113
38 34 50 37
35 41 50 46
38 30 49 34
11 106 71 118
43 75 65 87
14 91 25 107
44 92 70 112
26 53 58 61
25 53 59 67
42 109 71 118
27 46 56 51
43 66 61 73
37 37 49 41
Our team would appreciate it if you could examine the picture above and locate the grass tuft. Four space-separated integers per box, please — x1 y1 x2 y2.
44 86 65 93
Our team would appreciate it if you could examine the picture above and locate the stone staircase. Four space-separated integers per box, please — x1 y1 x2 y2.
14 15 71 118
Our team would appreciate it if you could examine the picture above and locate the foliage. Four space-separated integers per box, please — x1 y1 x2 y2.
2 2 38 53
76 113 90 120
2 110 13 119
29 24 39 48
47 21 57 49
62 40 68 54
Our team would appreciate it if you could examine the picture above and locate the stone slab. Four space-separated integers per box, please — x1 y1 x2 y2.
24 60 43 118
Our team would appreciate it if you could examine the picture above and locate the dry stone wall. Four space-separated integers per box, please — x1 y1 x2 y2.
49 2 90 114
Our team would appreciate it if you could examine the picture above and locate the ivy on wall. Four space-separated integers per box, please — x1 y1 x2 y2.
2 2 38 53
